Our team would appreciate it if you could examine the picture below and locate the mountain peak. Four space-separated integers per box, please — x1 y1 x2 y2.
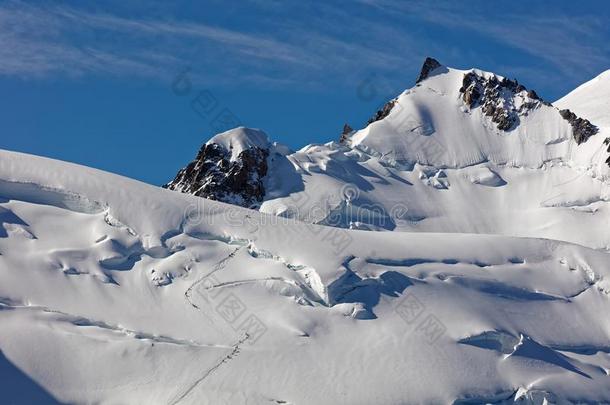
416 57 443 83
349 62 609 170
164 126 271 207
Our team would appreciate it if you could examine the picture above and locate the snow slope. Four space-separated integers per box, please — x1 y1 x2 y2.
1 149 610 404
556 69 610 128
556 69 610 188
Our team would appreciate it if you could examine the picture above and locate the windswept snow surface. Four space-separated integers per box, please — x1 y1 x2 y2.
1 149 610 404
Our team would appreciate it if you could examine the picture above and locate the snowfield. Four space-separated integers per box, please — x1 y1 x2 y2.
1 151 610 404
2 60 610 404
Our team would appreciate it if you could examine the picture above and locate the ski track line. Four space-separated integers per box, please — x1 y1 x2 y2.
0 301 227 349
169 333 250 405
170 245 250 405
184 246 243 310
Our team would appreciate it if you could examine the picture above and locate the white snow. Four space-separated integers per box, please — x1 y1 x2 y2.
555 69 610 184
0 147 609 404
349 66 574 169
208 126 271 161
1 61 610 404
556 69 610 128
256 64 610 251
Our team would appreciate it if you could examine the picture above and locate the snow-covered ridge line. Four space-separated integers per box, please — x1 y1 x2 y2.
164 58 610 252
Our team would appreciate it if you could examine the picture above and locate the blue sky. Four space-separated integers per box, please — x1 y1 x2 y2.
2 0 610 185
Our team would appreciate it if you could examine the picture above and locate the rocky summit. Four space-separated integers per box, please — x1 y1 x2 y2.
164 127 271 208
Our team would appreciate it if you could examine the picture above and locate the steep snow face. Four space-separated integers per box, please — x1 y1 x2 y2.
1 150 610 404
556 70 610 128
556 71 610 172
349 64 596 169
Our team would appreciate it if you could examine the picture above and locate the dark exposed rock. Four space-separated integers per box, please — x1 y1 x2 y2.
527 89 540 100
416 57 442 83
367 99 397 125
460 72 482 106
558 109 599 145
459 71 547 132
339 123 354 144
164 142 269 208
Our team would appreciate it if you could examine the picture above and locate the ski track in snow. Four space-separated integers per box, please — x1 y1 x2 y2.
0 300 230 349
169 334 250 405
184 246 244 311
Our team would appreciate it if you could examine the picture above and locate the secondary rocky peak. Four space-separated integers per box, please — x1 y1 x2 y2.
416 57 442 83
458 70 600 148
164 127 271 208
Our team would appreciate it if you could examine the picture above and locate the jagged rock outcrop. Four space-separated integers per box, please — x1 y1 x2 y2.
416 57 442 83
459 71 546 131
559 109 599 144
458 71 599 146
367 99 397 125
164 129 270 208
339 123 354 144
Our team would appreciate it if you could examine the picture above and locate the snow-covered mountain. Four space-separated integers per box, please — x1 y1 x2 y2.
164 128 280 208
167 59 610 251
2 59 610 404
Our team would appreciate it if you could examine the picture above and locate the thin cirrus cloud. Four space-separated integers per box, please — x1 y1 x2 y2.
3 0 609 95
0 1 420 87
0 3 296 80
358 0 610 84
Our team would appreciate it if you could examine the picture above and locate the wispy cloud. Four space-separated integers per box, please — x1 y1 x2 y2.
357 0 610 90
2 0 609 97
0 1 422 88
